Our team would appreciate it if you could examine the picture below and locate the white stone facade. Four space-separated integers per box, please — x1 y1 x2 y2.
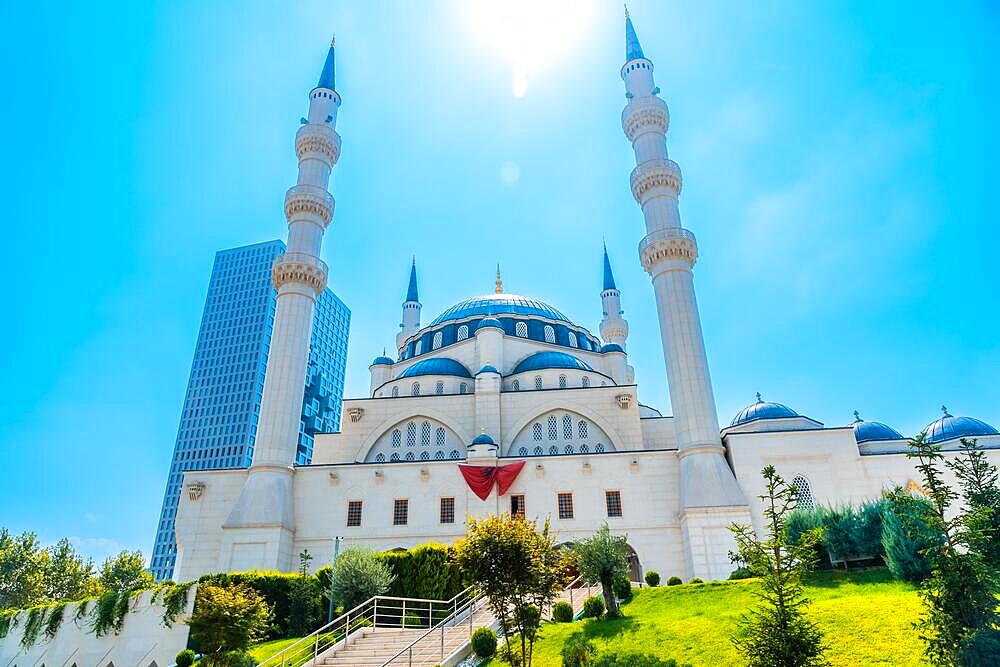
172 19 1000 587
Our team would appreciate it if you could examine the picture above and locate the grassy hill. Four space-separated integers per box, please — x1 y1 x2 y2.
504 569 926 666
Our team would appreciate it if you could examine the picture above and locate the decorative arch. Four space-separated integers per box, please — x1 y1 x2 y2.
504 400 628 455
505 407 617 456
353 410 471 462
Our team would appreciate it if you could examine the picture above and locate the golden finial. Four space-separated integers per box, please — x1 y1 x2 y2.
495 265 503 294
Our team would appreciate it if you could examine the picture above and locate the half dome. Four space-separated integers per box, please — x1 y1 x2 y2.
430 293 570 326
922 408 998 444
852 417 904 444
398 358 472 379
511 351 594 375
730 394 799 427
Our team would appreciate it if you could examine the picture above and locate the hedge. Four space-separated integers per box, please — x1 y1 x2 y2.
197 570 320 640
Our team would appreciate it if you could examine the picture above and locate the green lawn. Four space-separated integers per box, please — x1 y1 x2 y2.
492 569 926 666
248 636 305 663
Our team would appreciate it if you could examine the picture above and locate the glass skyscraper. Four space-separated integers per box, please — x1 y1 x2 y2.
150 240 350 580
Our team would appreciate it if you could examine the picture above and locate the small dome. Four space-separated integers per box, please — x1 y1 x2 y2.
730 393 799 427
477 364 500 375
479 317 503 329
601 343 625 353
471 433 496 446
398 358 472 379
511 351 594 375
371 356 394 366
922 407 998 444
851 412 904 444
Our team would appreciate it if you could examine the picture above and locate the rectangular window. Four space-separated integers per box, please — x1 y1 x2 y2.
510 494 526 519
346 500 362 527
393 499 409 526
440 497 455 524
605 490 623 518
557 492 574 520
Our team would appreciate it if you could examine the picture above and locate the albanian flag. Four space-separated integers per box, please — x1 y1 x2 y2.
458 461 525 500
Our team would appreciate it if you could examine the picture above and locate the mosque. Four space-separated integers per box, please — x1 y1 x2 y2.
172 14 1000 583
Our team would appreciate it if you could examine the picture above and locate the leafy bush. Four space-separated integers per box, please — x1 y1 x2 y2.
613 572 632 602
198 571 302 640
644 571 660 587
472 625 498 658
175 649 196 667
327 547 394 613
591 653 686 667
403 610 424 628
187 583 271 666
582 595 605 619
880 487 943 583
728 567 753 580
561 632 596 666
786 501 886 568
286 575 322 637
552 600 574 622
666 576 682 586
688 578 703 584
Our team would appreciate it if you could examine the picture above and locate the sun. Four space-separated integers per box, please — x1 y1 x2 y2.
461 0 595 97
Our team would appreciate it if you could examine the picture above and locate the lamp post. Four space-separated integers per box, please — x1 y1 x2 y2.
327 535 342 622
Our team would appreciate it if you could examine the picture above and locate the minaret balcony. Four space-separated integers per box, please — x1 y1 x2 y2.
295 123 341 165
272 252 329 294
622 96 669 142
639 227 698 273
630 158 682 204
284 184 334 227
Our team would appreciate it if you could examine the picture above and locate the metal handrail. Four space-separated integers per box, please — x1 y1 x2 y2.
381 588 485 666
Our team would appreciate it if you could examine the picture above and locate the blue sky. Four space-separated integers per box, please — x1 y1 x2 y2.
1 1 997 564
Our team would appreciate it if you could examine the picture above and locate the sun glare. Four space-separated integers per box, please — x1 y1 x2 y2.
462 0 595 97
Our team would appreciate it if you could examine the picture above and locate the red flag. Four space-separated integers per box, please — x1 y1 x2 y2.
495 461 525 496
458 464 497 501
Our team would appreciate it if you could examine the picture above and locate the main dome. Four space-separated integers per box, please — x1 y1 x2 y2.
430 293 571 326
922 410 998 444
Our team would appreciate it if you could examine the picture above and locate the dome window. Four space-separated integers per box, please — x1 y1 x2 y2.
533 446 543 456
532 423 543 441
420 451 429 461
792 476 814 511
534 376 543 390
432 331 443 350
516 321 528 337
390 452 400 462
449 450 461 459
549 445 558 455
564 444 574 454
563 415 572 439
581 377 590 388
435 381 444 395
434 451 445 460
411 382 420 396
391 386 399 398
457 325 469 341
512 379 520 391
548 416 558 440
420 421 431 446
405 452 415 461
406 422 417 446
579 444 589 453
518 447 528 456
459 382 468 394
391 429 401 448
375 452 385 463
436 427 446 446
415 340 422 355
578 421 588 439
595 443 605 453
568 332 577 348
544 325 555 343
559 375 567 389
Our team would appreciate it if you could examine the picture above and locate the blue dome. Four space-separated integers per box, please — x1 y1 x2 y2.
471 433 496 446
511 351 593 375
398 358 472 379
730 395 799 427
479 317 503 329
430 293 571 326
922 409 998 444
852 419 904 444
478 365 500 375
371 356 394 366
601 343 625 353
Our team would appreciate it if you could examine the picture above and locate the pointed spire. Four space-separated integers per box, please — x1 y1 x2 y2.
602 243 618 291
317 37 336 90
406 258 419 302
495 265 504 294
624 6 645 62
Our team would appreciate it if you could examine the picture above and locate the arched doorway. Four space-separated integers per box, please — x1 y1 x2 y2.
624 543 642 583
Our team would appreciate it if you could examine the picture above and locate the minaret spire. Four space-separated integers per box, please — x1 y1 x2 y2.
620 10 750 579
317 37 336 90
599 245 628 350
602 243 618 291
406 257 419 302
397 259 422 348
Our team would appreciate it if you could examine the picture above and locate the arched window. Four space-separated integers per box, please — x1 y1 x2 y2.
532 423 543 441
559 375 567 389
457 325 469 341
579 444 589 453
420 451 429 461
595 443 605 453
391 429 402 448
414 340 422 355
432 331 443 349
534 376 543 390
435 381 444 394
581 377 590 388
405 452 415 461
375 452 386 463
391 452 400 462
391 386 399 397
515 321 528 337
564 444 574 454
792 476 815 511
544 325 555 343
563 415 572 439
568 331 577 348
547 416 558 440
512 379 520 391
578 421 588 439
434 450 445 460
435 427 446 446
459 382 468 394
549 445 558 455
420 421 431 446
406 422 417 447
411 382 420 396
518 447 529 456
533 446 544 456
449 450 461 459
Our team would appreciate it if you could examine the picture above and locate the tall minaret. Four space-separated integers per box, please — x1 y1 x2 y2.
219 39 342 572
599 244 629 349
396 259 421 349
620 10 749 578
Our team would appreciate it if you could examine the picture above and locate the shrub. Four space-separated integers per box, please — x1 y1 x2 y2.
666 576 682 586
561 632 596 666
612 572 632 602
471 626 497 658
552 600 574 622
403 610 424 628
582 595 605 619
175 649 196 667
198 571 303 640
881 486 942 583
687 578 703 584
187 583 271 666
286 575 322 637
591 653 684 667
787 501 887 568
643 571 660 587
728 567 753 580
328 547 394 612
375 543 464 601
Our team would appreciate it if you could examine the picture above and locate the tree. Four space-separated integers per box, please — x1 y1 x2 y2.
452 514 564 667
907 434 1000 666
188 583 271 666
328 547 394 611
729 465 828 667
572 524 630 618
0 529 49 609
98 550 153 593
947 438 1000 566
45 538 102 602
880 487 943 583
287 550 322 637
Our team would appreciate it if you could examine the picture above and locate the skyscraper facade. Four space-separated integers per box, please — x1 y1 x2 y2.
150 239 349 580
